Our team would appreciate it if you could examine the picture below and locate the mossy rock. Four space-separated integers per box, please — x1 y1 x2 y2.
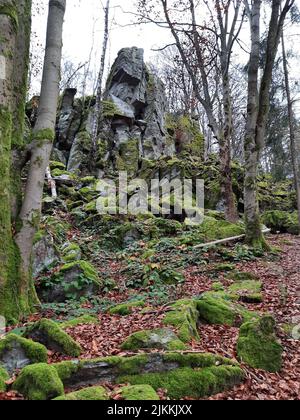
45 260 102 303
119 385 159 400
13 363 64 401
109 301 145 316
228 280 263 303
196 293 258 327
52 352 243 394
262 210 299 235
214 263 236 272
237 315 283 372
0 334 47 375
53 386 108 400
229 271 259 282
119 365 244 399
163 299 199 342
60 315 99 329
121 329 187 351
61 243 82 263
49 161 66 171
24 319 82 357
0 367 9 392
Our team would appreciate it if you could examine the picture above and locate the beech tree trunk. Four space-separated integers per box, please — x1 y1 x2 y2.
281 32 300 230
15 0 66 306
0 0 34 322
244 0 294 248
91 0 110 165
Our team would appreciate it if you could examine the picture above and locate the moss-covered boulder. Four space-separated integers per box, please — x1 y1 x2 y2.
196 293 258 327
53 386 108 401
237 315 283 372
163 299 199 342
32 231 60 278
119 385 159 400
109 301 145 316
60 315 99 329
228 279 263 303
24 319 82 357
121 329 186 351
13 363 64 400
0 366 9 392
61 243 82 263
262 210 299 235
42 260 102 303
0 334 47 375
52 352 244 399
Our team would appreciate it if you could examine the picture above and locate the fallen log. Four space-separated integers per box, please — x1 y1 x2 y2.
193 228 271 249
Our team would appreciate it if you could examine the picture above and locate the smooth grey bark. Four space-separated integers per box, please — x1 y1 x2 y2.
15 0 66 279
91 0 110 164
243 0 294 247
281 32 300 230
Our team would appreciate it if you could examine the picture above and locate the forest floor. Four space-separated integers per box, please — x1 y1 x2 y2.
1 234 299 401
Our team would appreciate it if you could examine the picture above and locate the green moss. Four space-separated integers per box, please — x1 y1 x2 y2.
163 299 199 342
13 363 64 400
53 361 80 383
196 293 258 327
119 385 159 401
115 139 139 177
214 263 236 272
32 128 55 143
109 300 145 316
228 280 263 303
229 271 259 282
0 367 9 392
118 365 244 399
60 315 99 329
54 386 108 401
60 260 100 284
211 282 225 292
121 329 186 351
49 161 66 171
0 4 18 31
237 315 283 372
24 319 82 357
262 210 299 235
0 334 47 365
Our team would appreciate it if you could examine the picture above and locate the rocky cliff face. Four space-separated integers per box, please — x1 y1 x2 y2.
51 47 203 178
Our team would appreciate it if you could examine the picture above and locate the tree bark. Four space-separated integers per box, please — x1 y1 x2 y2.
281 32 300 230
15 0 66 302
90 0 110 166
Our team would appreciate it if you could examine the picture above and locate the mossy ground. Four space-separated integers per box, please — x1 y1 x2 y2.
109 301 145 316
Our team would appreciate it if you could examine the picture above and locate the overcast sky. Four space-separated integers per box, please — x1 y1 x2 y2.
31 0 300 114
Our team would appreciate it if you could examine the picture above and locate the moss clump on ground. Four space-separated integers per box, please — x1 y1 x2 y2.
119 385 160 400
229 271 259 282
24 319 82 357
237 315 283 372
163 299 199 342
60 315 99 329
54 386 108 401
214 263 236 272
118 365 244 399
109 301 145 316
0 334 47 370
228 280 263 303
121 329 187 351
13 363 64 400
196 293 258 327
0 367 9 391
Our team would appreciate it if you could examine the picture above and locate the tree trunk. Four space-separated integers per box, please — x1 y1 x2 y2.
281 32 300 230
244 0 266 248
90 0 110 166
15 0 66 305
